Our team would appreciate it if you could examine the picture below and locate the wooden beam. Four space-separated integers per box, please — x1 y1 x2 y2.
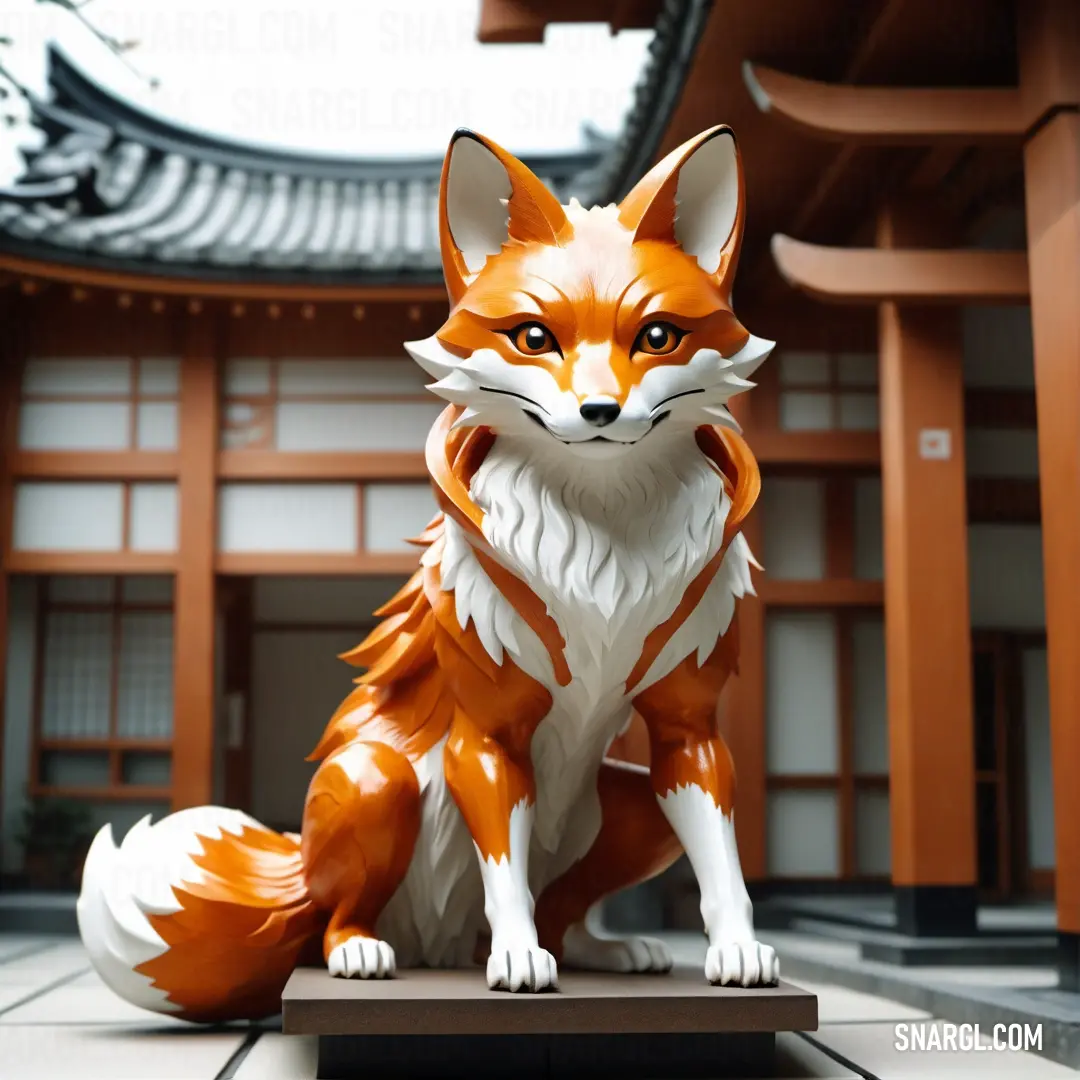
739 0 1020 297
740 0 908 297
743 63 1029 145
218 451 428 482
1023 106 1080 956
751 432 880 467
4 552 176 574
877 202 977 922
9 452 179 480
771 235 1030 305
214 553 419 577
0 252 447 304
757 580 884 607
171 317 219 811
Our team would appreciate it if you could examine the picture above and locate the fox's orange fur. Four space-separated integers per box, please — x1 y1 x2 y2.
78 125 779 1019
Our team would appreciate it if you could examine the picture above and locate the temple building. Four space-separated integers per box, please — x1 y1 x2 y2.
0 0 1076 994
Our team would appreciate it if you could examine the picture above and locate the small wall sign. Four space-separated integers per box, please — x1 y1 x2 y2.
919 428 952 460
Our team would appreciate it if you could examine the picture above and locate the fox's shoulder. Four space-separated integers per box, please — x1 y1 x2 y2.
309 506 560 767
695 424 761 548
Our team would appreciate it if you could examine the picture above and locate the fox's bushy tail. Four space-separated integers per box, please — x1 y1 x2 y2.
77 806 324 1023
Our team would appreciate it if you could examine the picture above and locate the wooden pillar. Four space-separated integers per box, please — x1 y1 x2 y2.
1018 0 1080 990
0 296 21 848
722 392 767 881
877 202 978 935
172 316 219 810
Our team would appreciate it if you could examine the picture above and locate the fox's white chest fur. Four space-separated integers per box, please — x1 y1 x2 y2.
466 432 750 855
387 430 754 966
470 433 726 856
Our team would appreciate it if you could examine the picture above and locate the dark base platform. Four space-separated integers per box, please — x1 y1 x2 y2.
315 1031 777 1079
282 965 818 1079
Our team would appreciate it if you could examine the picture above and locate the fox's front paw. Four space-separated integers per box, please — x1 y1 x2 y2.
561 924 673 974
328 936 396 979
487 942 559 992
705 940 779 987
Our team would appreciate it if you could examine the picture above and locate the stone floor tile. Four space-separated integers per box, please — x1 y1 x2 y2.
0 955 89 984
231 1032 318 1079
67 968 108 988
913 964 1059 988
0 1023 247 1080
786 978 932 1023
1 984 189 1025
0 983 47 1012
809 1020 1078 1077
0 937 52 963
761 930 863 965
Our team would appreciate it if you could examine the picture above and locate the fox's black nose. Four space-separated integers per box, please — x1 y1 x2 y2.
579 400 621 427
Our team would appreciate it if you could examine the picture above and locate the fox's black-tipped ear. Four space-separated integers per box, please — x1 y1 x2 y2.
438 129 572 305
618 126 744 294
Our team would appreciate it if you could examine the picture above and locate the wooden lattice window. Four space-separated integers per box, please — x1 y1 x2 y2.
220 357 440 452
776 350 879 433
758 472 889 882
17 356 180 452
32 575 174 801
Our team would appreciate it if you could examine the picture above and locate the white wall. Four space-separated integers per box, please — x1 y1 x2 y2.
1 577 37 874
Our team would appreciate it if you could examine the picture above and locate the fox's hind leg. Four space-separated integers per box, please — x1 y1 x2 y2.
534 759 682 973
301 740 421 979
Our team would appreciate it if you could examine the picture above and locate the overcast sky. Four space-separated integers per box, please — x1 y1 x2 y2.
0 0 652 173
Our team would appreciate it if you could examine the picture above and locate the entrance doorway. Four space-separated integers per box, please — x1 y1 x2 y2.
971 632 1053 899
217 575 409 832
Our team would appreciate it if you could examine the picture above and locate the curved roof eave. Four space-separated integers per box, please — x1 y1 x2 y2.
0 0 708 290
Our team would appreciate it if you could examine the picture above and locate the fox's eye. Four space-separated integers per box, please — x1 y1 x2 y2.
506 322 558 357
634 321 685 357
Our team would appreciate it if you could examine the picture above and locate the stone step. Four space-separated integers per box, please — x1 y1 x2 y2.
788 916 1060 966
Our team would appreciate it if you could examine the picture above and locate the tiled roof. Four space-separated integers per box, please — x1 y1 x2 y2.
0 1 710 287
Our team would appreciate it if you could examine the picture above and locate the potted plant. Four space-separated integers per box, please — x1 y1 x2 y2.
17 797 95 891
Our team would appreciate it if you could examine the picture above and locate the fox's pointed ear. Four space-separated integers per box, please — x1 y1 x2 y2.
618 126 744 294
438 129 571 305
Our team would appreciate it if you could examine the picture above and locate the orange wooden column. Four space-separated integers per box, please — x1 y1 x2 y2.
720 391 767 881
0 302 20 823
172 316 219 810
1018 0 1080 989
877 203 978 935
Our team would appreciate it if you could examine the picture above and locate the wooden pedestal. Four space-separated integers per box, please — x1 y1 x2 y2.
282 965 818 1079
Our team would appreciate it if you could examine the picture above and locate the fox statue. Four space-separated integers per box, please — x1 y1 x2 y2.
77 125 779 1022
